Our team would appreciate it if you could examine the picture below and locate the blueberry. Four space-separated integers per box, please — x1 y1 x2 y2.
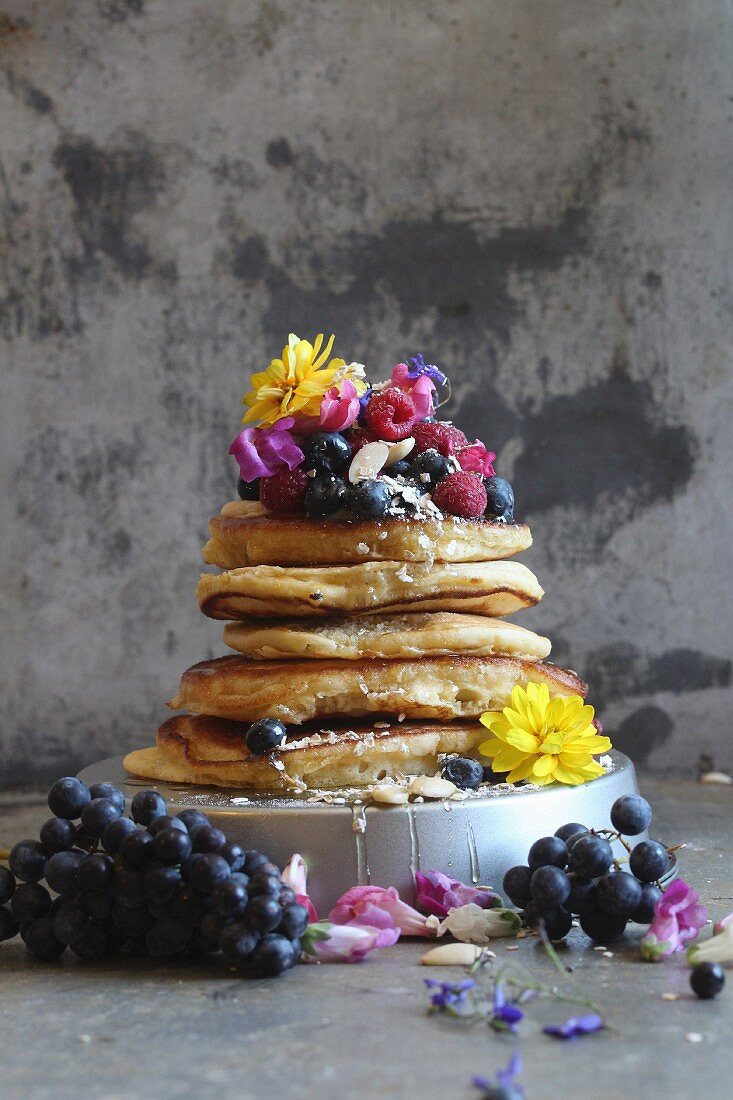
610 794 652 837
185 853 231 893
47 777 91 820
252 933 297 976
596 871 643 916
101 816 138 854
153 827 193 866
568 834 613 879
530 866 571 908
579 907 628 944
484 475 514 521
0 866 16 906
77 853 114 893
528 836 568 870
567 876 598 916
389 460 412 478
690 961 725 1000
630 882 662 924
39 817 76 854
410 448 451 486
0 906 20 942
301 431 352 476
304 475 348 517
237 476 260 500
554 822 588 844
220 922 259 967
9 840 47 884
89 782 125 814
130 789 167 826
245 718 287 756
11 883 52 924
440 757 484 790
81 797 123 838
629 840 669 883
502 865 533 908
348 478 392 518
22 916 66 961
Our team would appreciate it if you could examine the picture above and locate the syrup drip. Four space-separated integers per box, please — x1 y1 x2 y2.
406 803 421 878
351 805 371 885
466 820 481 885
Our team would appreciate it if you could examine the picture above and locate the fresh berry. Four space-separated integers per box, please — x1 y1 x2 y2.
410 448 451 486
568 834 613 879
119 829 155 870
81 797 123 838
153 827 193 866
77 853 114 892
530 866 571 908
144 866 181 904
567 876 598 916
146 918 192 958
130 790 167 826
47 777 91 820
213 877 249 918
70 924 109 960
220 842 245 871
364 388 419 442
39 817 76 854
690 961 725 1000
554 822 588 844
245 718 287 756
483 475 515 521
191 824 227 854
113 867 146 909
277 902 309 939
304 475 348 517
176 809 209 833
52 903 90 946
245 895 282 934
9 840 48 883
186 853 231 893
440 757 484 790
301 431 352 475
631 882 662 924
237 476 260 500
579 908 628 944
252 933 297 975
148 814 188 837
432 471 487 519
610 794 652 836
502 866 533 908
11 883 52 924
22 916 66 961
345 427 377 452
629 840 669 883
45 850 85 896
389 459 412 478
0 866 16 906
525 904 572 941
220 922 259 968
89 783 125 814
348 478 392 519
259 467 309 514
0 907 20 942
596 871 643 916
412 421 467 456
528 836 568 871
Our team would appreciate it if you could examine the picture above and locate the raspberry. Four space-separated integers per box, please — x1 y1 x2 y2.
364 388 419 442
412 421 468 456
259 467 309 514
345 426 377 453
431 470 487 519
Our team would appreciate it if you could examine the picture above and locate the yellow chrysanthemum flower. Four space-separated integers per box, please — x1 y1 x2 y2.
478 683 612 787
243 333 366 426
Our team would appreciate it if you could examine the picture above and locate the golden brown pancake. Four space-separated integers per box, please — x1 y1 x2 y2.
198 558 543 621
203 500 532 568
223 613 552 662
124 714 490 790
168 654 586 725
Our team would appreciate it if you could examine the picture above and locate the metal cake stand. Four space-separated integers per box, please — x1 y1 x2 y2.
79 751 653 912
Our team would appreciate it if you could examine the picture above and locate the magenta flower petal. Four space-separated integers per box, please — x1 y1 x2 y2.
312 922 399 962
319 380 361 432
228 417 304 481
640 878 707 960
457 441 496 478
415 870 500 918
390 363 435 419
328 884 431 936
281 854 319 922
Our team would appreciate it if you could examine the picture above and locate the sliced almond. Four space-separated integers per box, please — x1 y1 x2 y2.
410 775 457 800
384 437 416 466
371 785 409 805
420 943 482 966
700 771 733 785
348 441 390 484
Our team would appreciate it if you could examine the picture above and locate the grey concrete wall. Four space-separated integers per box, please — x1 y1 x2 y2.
1 0 731 785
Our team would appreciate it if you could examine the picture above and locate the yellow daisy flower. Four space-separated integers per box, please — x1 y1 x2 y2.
243 333 366 426
478 683 612 787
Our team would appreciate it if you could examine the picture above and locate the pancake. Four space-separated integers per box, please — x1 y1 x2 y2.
124 715 490 791
223 613 552 662
168 654 586 725
198 559 543 620
203 500 532 568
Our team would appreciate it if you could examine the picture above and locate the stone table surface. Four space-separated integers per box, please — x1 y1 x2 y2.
1 777 732 1100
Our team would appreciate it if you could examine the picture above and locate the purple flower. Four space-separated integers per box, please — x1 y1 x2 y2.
228 417 304 482
473 1052 524 1099
640 878 708 961
415 870 501 919
490 983 524 1033
406 353 449 387
543 1013 605 1040
425 977 476 1012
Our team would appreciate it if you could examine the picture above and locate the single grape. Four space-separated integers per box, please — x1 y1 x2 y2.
176 809 209 833
45 850 86 896
0 906 20 942
112 868 145 909
212 877 248 918
119 829 155 871
690 962 725 1000
47 777 90 820
629 840 669 883
530 866 571 908
143 866 181 904
168 885 212 927
73 827 98 853
81 797 123 838
279 885 296 907
631 883 662 924
243 850 270 875
185 853 230 893
527 836 567 870
191 825 227 854
39 817 76 854
152 827 193 866
89 783 126 814
502 866 533 908
247 872 281 899
252 933 297 976
147 815 188 838
610 794 652 837
22 916 66 961
579 908 628 944
200 911 234 948
11 883 52 924
78 891 113 921
111 903 154 939
568 834 613 879
70 923 109 960
534 906 573 942
146 918 192 957
220 842 245 872
596 872 643 916
130 790 167 827
9 840 48 884
0 866 16 906
77 853 114 893
52 903 90 946
278 902 309 940
245 896 282 934
101 816 137 854
567 876 598 916
554 822 588 844
220 922 259 967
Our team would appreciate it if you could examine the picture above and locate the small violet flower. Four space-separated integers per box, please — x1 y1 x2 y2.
318 379 362 433
405 353 449 387
489 983 524 1034
425 977 476 1013
473 1052 524 1099
543 1013 605 1040
329 884 433 937
640 878 707 961
228 416 303 482
281 853 318 923
415 870 500 919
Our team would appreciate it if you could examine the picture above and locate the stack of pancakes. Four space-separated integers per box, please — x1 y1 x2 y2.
124 500 587 791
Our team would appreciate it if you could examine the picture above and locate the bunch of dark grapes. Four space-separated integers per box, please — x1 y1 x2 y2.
502 794 671 944
0 778 308 977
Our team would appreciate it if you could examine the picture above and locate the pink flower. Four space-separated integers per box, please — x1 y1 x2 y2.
329 885 433 937
640 878 707 961
457 441 496 478
390 363 435 420
415 870 500 919
318 380 362 432
228 417 304 482
311 922 399 962
281 853 319 923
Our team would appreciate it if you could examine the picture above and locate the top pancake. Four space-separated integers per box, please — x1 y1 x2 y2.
203 501 532 568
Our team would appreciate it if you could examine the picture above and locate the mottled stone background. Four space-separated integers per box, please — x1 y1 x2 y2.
1 0 731 785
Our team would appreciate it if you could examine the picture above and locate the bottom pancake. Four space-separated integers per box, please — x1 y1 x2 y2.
124 715 489 791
